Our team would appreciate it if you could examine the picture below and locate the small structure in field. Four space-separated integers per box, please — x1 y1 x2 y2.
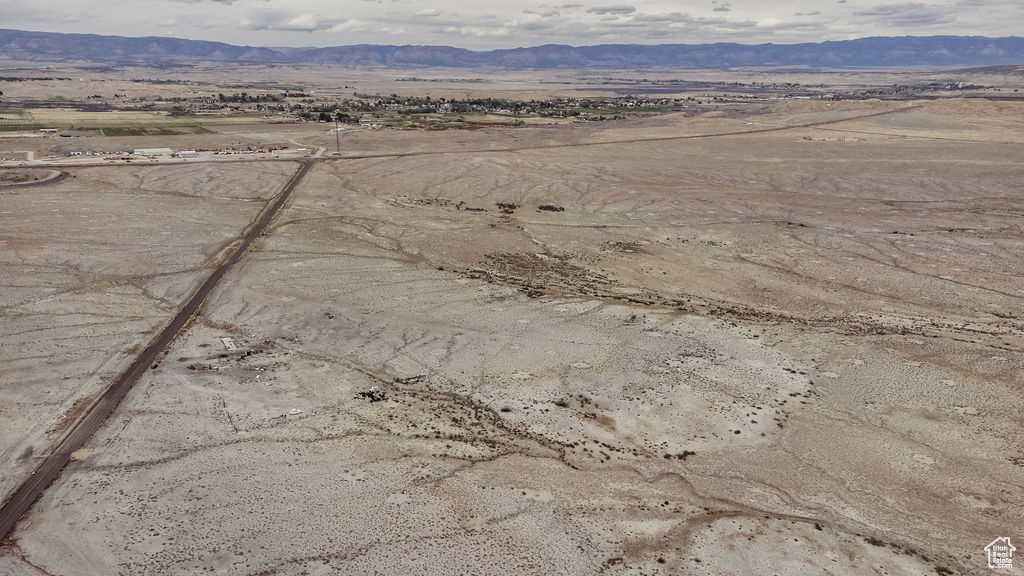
133 148 173 156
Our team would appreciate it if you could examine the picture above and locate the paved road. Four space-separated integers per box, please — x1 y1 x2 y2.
0 159 315 543
0 170 68 188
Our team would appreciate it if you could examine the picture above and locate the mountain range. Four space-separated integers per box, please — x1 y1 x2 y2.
1 29 1022 69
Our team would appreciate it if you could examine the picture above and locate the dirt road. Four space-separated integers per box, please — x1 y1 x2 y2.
0 159 315 542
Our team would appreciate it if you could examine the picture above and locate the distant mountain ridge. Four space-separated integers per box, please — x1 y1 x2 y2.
1 29 1022 69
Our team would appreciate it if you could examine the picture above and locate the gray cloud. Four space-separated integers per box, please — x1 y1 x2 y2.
241 11 349 32
523 9 561 17
853 2 957 27
586 5 636 15
0 0 1016 52
628 11 755 29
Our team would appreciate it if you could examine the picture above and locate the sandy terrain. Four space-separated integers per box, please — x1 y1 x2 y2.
0 162 297 501
0 90 1022 575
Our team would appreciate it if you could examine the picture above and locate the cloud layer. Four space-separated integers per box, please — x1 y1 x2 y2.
0 0 1018 49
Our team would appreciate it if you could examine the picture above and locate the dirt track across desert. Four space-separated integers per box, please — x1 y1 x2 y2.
1 66 1022 576
0 160 313 541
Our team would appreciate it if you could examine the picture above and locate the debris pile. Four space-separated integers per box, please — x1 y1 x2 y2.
357 386 388 402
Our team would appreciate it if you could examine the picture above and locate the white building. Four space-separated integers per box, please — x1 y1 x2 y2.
133 148 173 156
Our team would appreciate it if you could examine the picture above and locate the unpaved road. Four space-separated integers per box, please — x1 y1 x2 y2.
0 159 315 541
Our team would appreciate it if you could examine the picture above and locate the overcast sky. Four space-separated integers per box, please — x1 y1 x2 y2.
3 0 1020 49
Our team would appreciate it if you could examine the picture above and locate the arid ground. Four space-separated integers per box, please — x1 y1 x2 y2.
0 68 1022 575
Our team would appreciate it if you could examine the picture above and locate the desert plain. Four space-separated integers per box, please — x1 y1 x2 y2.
0 66 1022 575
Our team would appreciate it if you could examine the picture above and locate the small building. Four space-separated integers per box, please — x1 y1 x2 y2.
133 148 173 156
177 150 198 158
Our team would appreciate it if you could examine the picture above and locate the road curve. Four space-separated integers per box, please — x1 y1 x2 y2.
0 159 315 543
0 170 68 188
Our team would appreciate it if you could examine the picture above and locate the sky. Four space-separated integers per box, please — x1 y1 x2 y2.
2 0 1021 49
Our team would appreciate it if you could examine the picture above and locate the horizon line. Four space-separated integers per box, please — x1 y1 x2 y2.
2 27 1022 52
